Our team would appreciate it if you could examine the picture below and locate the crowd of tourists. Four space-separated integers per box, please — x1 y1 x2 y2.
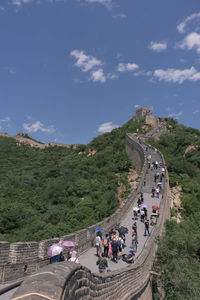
95 226 134 273
95 145 163 273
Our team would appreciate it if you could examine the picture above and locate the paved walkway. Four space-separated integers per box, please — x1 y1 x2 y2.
0 288 17 300
79 145 164 273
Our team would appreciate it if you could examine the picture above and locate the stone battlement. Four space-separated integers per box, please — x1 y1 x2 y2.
134 107 159 128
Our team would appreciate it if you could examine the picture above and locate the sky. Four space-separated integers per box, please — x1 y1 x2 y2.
0 0 200 144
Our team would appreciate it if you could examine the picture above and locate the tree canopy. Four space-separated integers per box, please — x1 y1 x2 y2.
0 118 148 242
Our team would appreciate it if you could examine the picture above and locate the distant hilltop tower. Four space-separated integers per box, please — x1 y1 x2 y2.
133 107 159 127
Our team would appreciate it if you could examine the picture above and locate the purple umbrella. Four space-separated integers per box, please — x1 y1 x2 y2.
61 240 78 248
141 204 148 208
47 244 63 257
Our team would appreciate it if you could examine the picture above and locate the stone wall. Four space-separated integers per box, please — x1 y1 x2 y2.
126 134 145 172
11 131 171 300
145 115 159 128
0 133 146 284
142 121 166 140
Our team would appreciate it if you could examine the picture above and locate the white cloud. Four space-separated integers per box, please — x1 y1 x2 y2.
5 67 16 74
11 0 33 6
133 70 152 77
70 50 102 72
23 121 55 134
98 122 119 133
0 116 11 130
177 12 200 33
85 0 112 8
149 41 167 52
117 62 139 72
113 13 127 19
0 6 6 12
107 72 118 79
9 67 16 74
167 111 183 119
10 0 113 9
177 23 185 34
134 104 140 109
146 71 152 76
193 110 199 115
70 50 117 84
11 0 64 7
90 68 106 83
0 116 11 123
178 32 200 54
153 66 200 84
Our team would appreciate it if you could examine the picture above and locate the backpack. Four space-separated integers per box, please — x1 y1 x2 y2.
99 259 107 269
145 221 149 229
103 239 108 246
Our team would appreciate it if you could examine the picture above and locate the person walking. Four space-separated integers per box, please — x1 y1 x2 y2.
122 233 126 248
144 207 148 217
133 209 138 220
132 221 137 234
103 234 109 258
140 209 145 222
69 251 79 264
96 233 101 257
111 239 119 263
137 197 141 207
132 221 138 242
144 219 150 236
131 232 137 251
156 187 160 198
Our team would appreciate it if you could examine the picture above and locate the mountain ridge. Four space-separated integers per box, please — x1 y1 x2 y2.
0 131 79 149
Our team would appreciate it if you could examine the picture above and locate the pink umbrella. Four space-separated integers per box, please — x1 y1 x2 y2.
47 244 63 257
61 240 78 248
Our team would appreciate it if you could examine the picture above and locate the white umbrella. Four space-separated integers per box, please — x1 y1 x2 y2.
133 207 139 211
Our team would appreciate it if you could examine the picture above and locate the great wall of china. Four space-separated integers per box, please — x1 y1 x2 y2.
0 108 170 299
0 132 78 149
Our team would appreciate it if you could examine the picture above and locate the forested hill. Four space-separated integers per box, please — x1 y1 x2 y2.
0 118 150 242
149 119 200 300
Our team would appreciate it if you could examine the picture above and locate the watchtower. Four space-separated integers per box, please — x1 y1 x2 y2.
136 107 152 118
134 107 158 127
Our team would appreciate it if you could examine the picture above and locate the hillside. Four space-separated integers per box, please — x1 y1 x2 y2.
149 119 200 300
0 118 150 242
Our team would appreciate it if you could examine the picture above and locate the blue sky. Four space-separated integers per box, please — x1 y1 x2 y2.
0 0 200 144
